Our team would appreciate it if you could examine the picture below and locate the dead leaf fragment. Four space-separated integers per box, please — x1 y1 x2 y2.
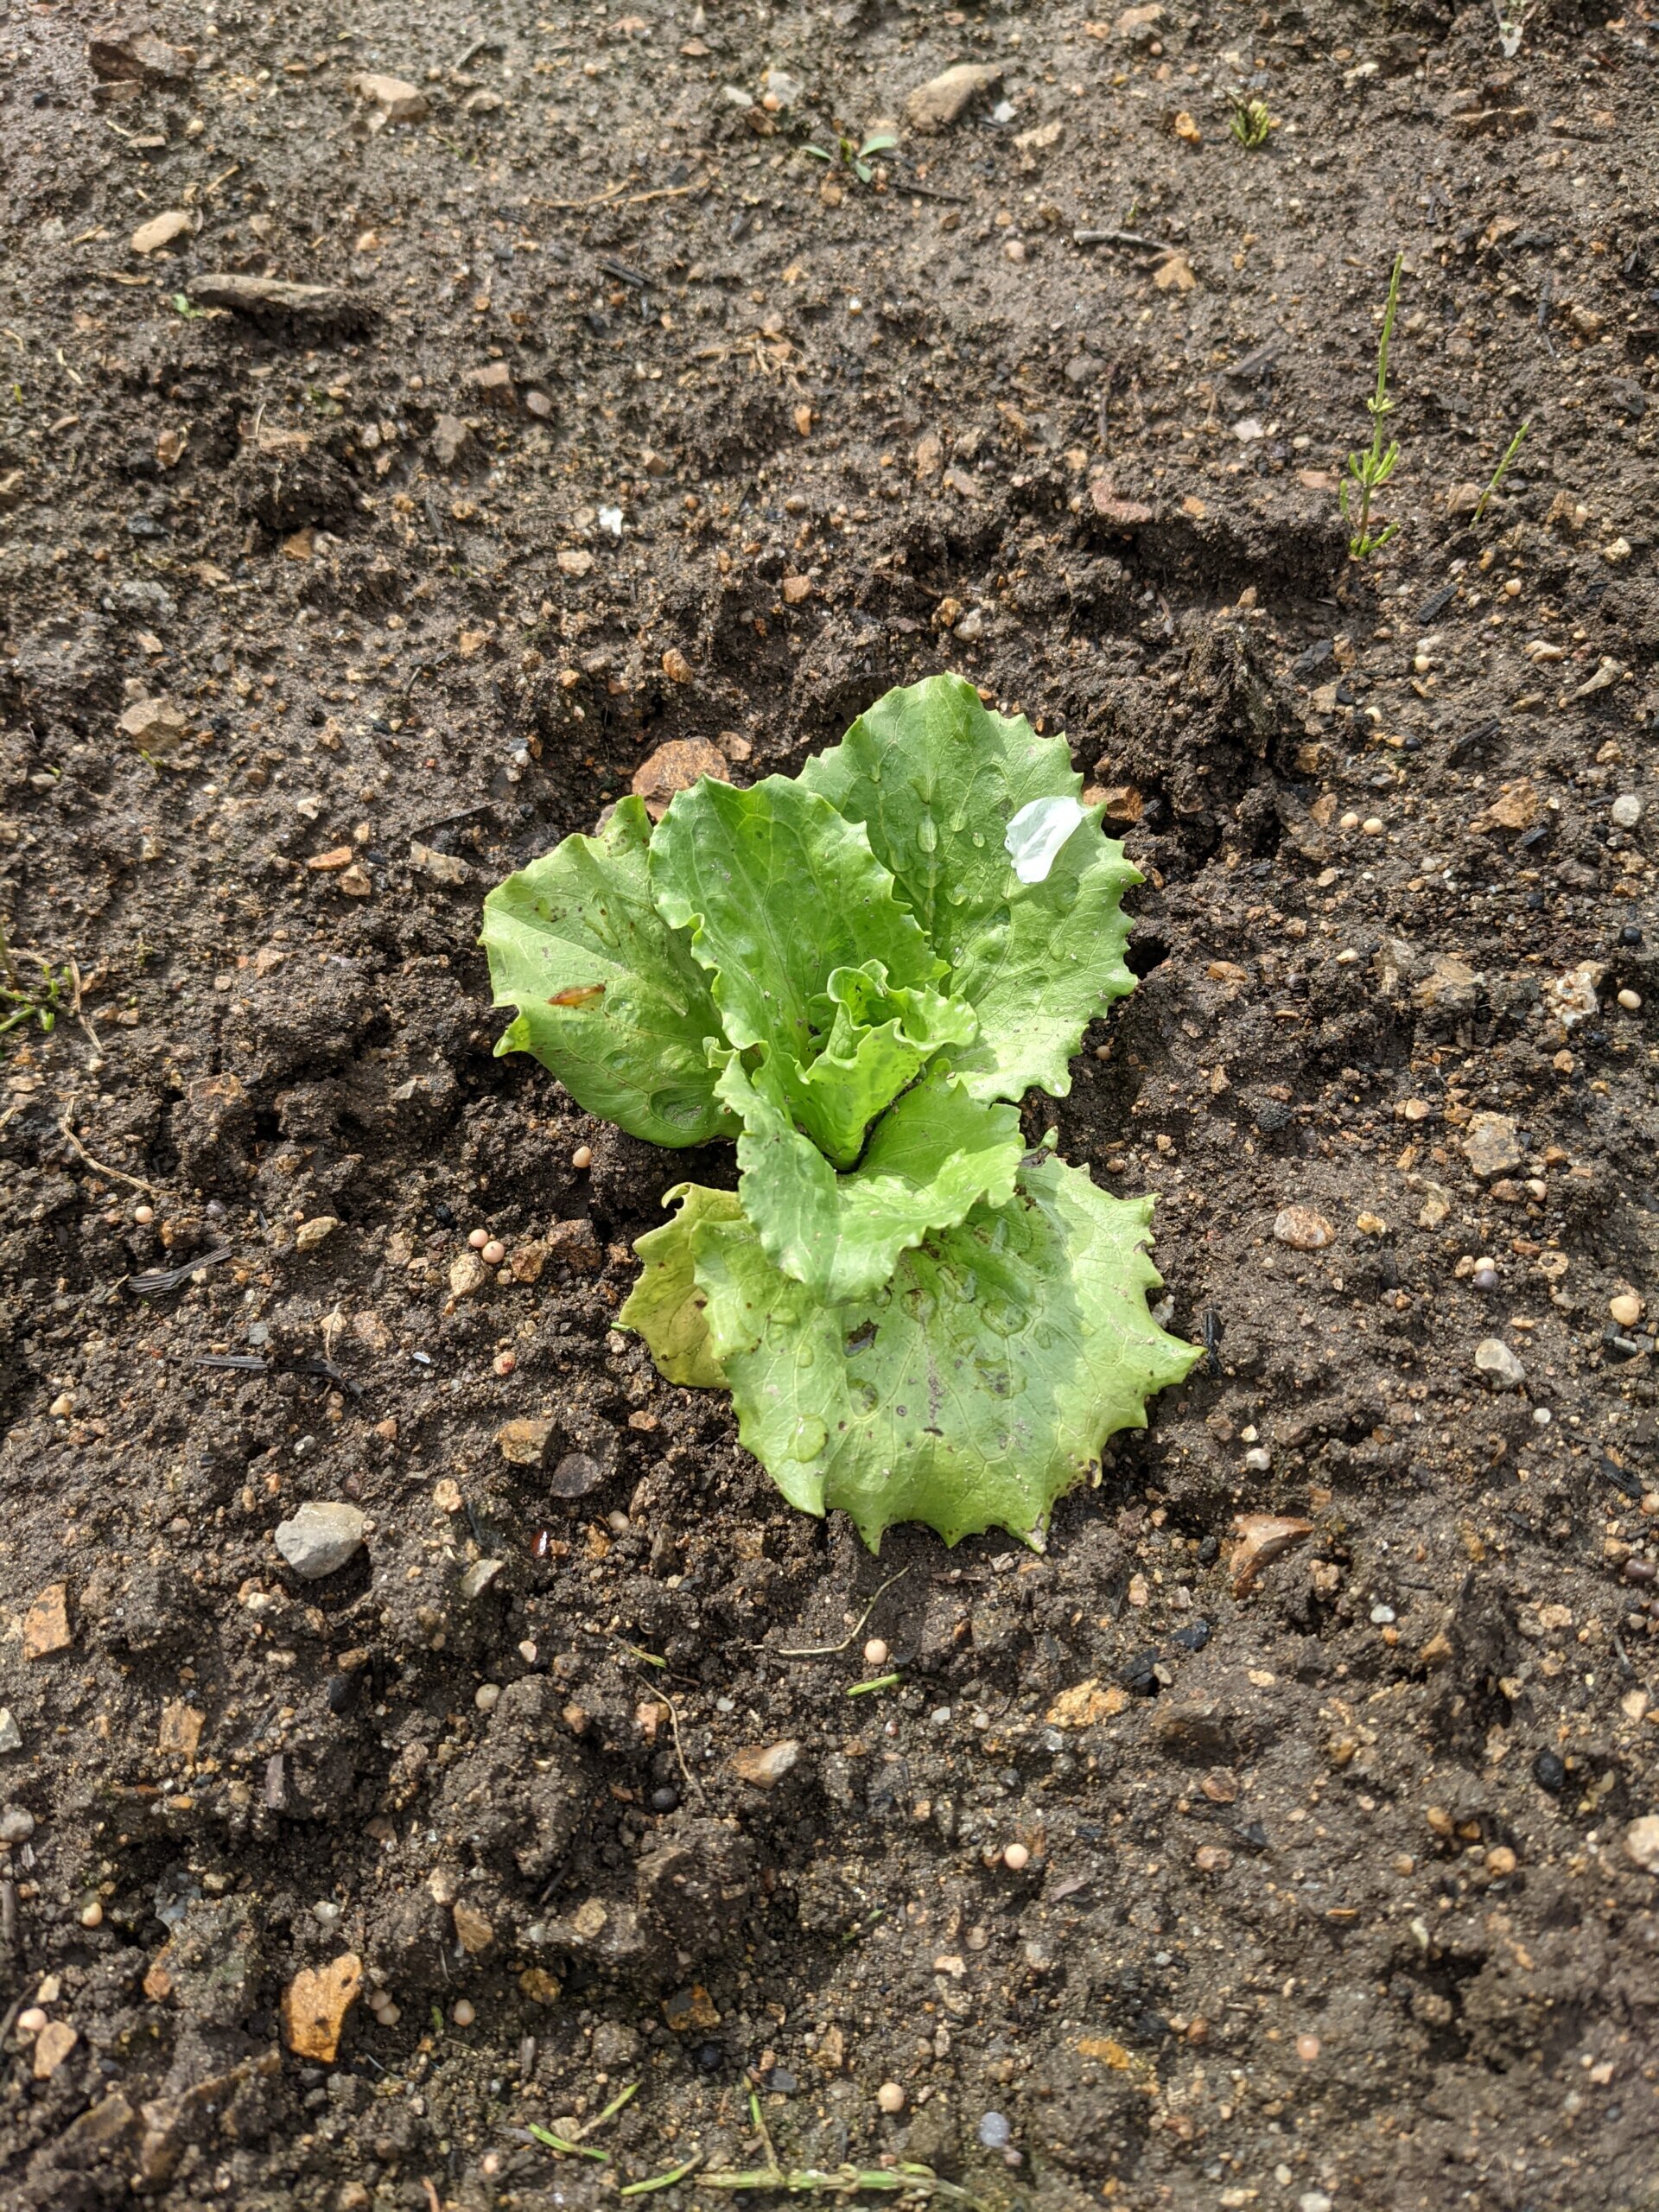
631 737 728 820
23 1583 72 1660
130 209 193 256
453 1902 494 1954
1230 1514 1315 1595
281 1954 362 2062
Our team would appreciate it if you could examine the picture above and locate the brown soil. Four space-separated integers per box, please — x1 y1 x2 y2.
2 3 1657 2209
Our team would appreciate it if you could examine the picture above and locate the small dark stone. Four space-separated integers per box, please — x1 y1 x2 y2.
770 2068 799 2094
1532 1748 1567 1795
550 1451 607 1500
1236 1821 1269 1852
326 1671 360 1713
433 1201 457 1227
1169 1619 1211 1652
697 2041 724 2070
1121 1650 1161 1694
1620 925 1643 946
1196 1535 1220 1565
649 1785 680 1813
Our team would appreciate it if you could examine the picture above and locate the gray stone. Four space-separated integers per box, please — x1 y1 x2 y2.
1462 1111 1523 1181
906 62 1001 132
1474 1338 1525 1390
274 1501 366 1580
1611 793 1643 830
0 1710 21 1755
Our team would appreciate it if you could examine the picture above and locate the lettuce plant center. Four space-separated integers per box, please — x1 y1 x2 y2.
481 674 1198 1548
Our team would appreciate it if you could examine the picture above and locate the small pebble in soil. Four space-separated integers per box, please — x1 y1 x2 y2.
493 1351 516 1376
1002 1841 1031 1872
650 1785 680 1813
876 2082 906 2114
518 1639 538 1663
572 1145 593 1170
1295 2033 1320 2062
1 1806 38 1843
863 1637 889 1667
1610 1294 1644 1327
1475 1338 1525 1389
1618 989 1643 1012
452 1999 476 2027
18 2008 48 2035
482 1239 506 1266
1472 1256 1498 1292
467 1228 489 1249
977 2113 1012 2151
1533 1748 1567 1794
475 1683 501 1713
1485 1845 1517 1876
133 1203 155 1224
274 1501 367 1580
79 1900 103 1928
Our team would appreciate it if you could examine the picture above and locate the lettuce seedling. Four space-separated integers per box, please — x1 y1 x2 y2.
482 674 1197 1548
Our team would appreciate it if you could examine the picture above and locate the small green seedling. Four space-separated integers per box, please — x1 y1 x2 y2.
1472 419 1531 523
1340 253 1404 560
803 130 898 187
1228 96 1275 149
0 931 68 1045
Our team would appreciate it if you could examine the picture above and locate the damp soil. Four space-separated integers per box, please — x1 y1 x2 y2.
2 2 1658 2208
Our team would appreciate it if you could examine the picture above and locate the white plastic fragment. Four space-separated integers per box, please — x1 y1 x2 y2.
1004 795 1087 884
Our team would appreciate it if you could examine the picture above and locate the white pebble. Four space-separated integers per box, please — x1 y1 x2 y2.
481 1239 506 1266
518 1639 538 1664
1243 1446 1271 1472
474 1682 502 1713
571 1145 593 1170
79 1900 104 1929
1532 1406 1552 1426
1611 793 1642 829
467 1227 489 1249
876 2081 906 2114
452 1999 476 2026
1003 1841 1031 1872
862 1637 889 1668
376 2000 401 2027
133 1204 155 1225
17 2006 48 2035
1618 988 1642 1012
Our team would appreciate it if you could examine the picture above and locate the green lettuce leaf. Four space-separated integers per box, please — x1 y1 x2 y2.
480 796 735 1147
715 1052 1022 1304
617 1181 746 1387
647 774 944 1071
789 962 977 1168
797 672 1142 1102
692 1152 1200 1548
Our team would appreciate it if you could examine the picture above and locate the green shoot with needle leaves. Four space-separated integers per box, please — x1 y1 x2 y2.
1340 253 1404 559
